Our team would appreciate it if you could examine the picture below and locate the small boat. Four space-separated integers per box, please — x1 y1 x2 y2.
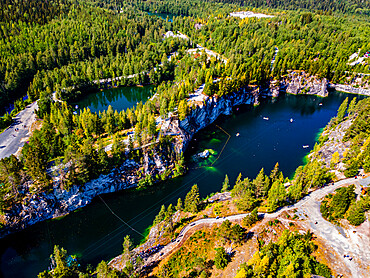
303 145 309 149
319 103 323 106
263 117 269 120
290 118 293 123
236 133 240 137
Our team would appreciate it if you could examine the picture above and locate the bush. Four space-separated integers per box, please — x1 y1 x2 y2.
214 247 228 269
242 208 259 227
347 203 366 226
344 160 359 177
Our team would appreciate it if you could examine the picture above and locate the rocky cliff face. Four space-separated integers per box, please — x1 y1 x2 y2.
329 84 370 96
177 87 259 152
0 154 169 238
280 71 329 97
0 88 259 238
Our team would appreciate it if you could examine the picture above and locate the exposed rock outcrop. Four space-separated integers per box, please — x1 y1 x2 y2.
281 71 329 97
0 87 259 238
177 87 259 152
329 84 370 96
0 155 169 238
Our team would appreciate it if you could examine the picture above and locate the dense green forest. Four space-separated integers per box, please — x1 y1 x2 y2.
213 0 370 16
1 0 370 276
1 0 370 226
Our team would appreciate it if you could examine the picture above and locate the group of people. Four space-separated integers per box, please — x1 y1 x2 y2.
138 244 163 259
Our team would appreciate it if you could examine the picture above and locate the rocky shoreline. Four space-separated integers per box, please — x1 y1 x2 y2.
329 84 370 96
1 74 368 238
0 87 259 239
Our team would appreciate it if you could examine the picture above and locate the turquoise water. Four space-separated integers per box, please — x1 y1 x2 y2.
0 91 363 277
72 86 154 114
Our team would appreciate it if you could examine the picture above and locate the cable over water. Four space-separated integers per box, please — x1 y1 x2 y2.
98 195 145 237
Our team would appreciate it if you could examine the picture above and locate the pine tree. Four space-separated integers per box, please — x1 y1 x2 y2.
184 184 200 213
267 181 286 212
122 235 133 264
269 162 283 184
347 97 357 118
175 198 183 211
154 205 166 225
336 97 348 124
221 174 230 192
253 168 269 198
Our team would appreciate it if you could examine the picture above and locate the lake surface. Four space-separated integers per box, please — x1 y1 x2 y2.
72 86 154 114
0 91 362 277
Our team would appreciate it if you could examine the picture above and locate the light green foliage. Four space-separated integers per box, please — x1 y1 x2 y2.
122 235 133 263
221 174 230 192
267 180 286 212
232 174 256 211
238 230 331 278
336 97 348 124
214 247 228 269
154 205 167 225
175 198 183 211
253 168 270 198
269 163 284 184
289 159 332 201
347 97 357 118
184 184 200 213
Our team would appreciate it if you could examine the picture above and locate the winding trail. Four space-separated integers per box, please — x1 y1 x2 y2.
109 176 370 277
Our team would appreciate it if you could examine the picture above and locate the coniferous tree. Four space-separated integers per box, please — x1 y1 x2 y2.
221 174 230 192
184 184 200 213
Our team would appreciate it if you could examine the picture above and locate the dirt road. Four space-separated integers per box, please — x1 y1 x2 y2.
110 176 370 277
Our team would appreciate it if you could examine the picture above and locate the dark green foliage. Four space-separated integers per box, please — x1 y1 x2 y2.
24 130 50 188
0 0 69 25
38 245 121 278
0 155 24 212
344 160 359 177
346 202 366 226
242 208 259 227
210 0 370 16
0 113 13 130
320 185 356 221
218 220 246 244
346 195 370 226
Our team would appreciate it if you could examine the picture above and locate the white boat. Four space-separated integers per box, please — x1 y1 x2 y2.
290 118 293 123
319 103 323 106
236 133 240 137
263 117 269 120
303 145 309 149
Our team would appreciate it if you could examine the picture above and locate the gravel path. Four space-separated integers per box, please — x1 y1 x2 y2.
0 101 38 159
110 176 370 277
